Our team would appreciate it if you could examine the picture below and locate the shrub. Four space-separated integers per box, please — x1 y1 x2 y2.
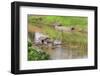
28 41 50 61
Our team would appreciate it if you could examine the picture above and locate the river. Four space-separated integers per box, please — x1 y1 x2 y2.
36 45 87 60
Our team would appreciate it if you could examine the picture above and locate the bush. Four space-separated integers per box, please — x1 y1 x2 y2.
28 40 32 47
28 41 50 61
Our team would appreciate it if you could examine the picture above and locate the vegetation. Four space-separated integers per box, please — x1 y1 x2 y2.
28 15 88 60
28 15 87 48
28 15 87 28
28 41 50 61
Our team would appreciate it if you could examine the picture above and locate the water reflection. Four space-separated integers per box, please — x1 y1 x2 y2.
35 44 87 60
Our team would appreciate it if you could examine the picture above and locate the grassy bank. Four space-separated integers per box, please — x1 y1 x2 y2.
28 15 87 48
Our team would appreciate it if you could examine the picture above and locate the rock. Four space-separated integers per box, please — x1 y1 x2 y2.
54 40 62 45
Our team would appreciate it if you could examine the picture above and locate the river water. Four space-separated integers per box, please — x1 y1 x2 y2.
37 45 87 60
31 32 87 60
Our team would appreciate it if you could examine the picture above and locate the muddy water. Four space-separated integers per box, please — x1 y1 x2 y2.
37 45 87 60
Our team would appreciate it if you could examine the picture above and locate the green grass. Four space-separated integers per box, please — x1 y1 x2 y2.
28 15 88 48
28 15 88 60
28 15 87 28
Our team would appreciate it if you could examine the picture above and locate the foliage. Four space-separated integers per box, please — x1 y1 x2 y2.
28 15 87 28
28 15 88 49
28 41 50 61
